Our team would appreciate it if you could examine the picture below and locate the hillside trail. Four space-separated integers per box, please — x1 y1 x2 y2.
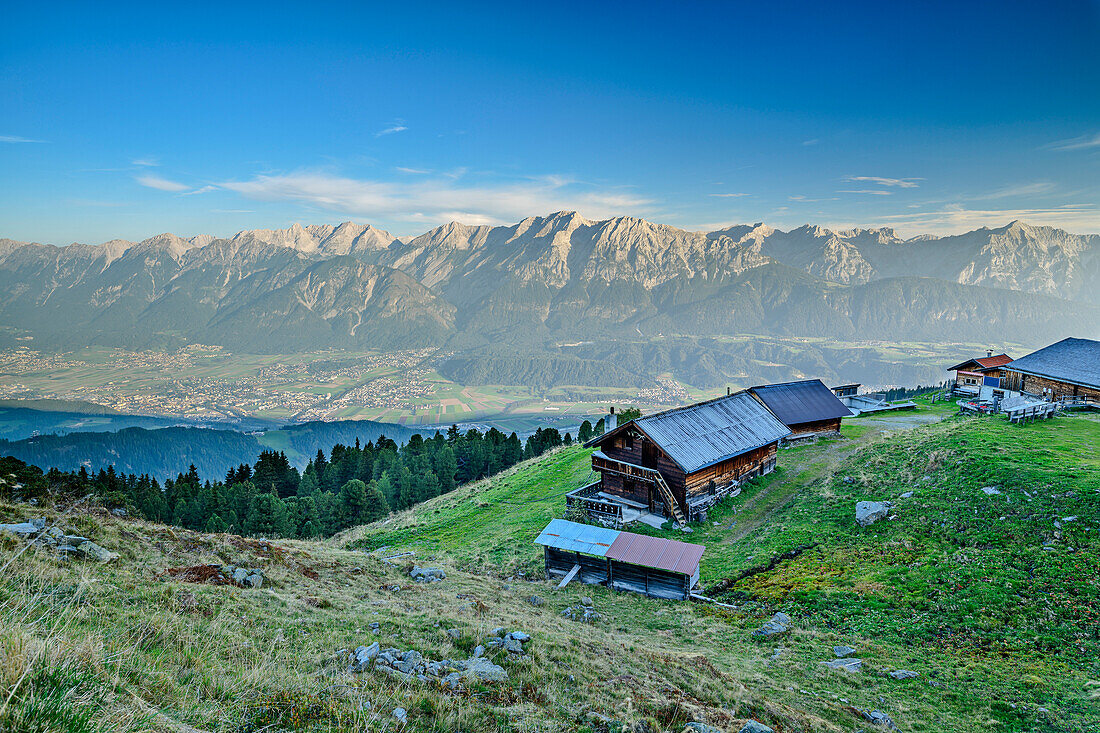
725 411 946 545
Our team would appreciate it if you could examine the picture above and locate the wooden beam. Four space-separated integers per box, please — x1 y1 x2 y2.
557 564 582 589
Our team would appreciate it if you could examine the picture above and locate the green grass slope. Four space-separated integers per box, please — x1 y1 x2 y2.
1 401 1097 732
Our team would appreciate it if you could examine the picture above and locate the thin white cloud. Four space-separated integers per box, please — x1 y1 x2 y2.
708 192 750 198
181 185 218 196
973 182 1056 200
375 125 408 137
395 166 431 174
838 189 893 196
0 135 45 143
801 139 819 146
132 157 160 167
135 175 191 192
1046 132 1100 151
881 204 1100 236
218 170 654 225
844 176 922 188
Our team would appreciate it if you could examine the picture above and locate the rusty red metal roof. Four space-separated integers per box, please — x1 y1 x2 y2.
606 531 705 576
976 354 1013 369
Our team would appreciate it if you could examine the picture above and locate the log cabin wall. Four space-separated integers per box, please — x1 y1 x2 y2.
787 417 842 436
1003 371 1100 400
683 442 777 498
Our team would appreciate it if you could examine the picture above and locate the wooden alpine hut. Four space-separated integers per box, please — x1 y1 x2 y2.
535 518 705 600
578 391 790 525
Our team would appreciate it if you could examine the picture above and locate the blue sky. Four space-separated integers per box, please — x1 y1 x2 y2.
2 1 1099 243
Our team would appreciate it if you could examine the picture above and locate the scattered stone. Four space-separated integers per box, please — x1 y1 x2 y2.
562 605 602 623
409 566 446 582
579 596 594 607
856 708 897 729
0 522 42 537
77 541 119 563
243 572 263 588
737 721 774 733
369 622 380 633
856 501 890 527
899 491 913 499
445 628 461 640
528 595 544 606
888 669 918 680
110 508 128 517
466 656 509 682
503 637 523 654
821 657 862 672
833 645 857 657
232 567 249 584
350 642 380 672
507 631 531 643
980 486 1002 495
472 645 484 658
752 612 791 636
684 723 724 733
392 707 407 724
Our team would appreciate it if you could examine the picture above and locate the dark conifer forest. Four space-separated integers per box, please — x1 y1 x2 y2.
0 423 605 539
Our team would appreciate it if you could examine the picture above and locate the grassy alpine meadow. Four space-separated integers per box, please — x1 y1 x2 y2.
0 401 1097 731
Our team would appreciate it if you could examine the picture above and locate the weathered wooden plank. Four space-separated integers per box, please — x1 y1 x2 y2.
557 564 581 589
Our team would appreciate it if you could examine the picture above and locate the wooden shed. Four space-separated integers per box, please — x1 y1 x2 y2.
748 379 853 440
535 519 704 600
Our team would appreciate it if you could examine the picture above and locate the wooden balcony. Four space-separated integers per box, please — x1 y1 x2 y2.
591 450 661 483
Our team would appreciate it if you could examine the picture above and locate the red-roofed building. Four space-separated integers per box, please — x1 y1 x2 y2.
947 351 1013 393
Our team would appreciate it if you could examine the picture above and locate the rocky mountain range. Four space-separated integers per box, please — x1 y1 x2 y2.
1 213 1097 388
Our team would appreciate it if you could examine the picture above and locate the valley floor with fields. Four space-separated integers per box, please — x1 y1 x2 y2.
1 398 1097 732
0 339 1025 436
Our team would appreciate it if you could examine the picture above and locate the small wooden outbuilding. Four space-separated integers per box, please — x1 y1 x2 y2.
748 379 852 440
535 519 704 600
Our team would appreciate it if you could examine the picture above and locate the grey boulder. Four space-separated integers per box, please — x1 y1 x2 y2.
856 501 890 527
821 657 862 672
889 669 919 680
752 612 791 636
350 642 380 672
409 566 446 582
833 645 856 657
77 541 118 563
465 657 508 682
737 722 774 733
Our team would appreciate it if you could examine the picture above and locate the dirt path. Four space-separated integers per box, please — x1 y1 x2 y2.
725 411 946 545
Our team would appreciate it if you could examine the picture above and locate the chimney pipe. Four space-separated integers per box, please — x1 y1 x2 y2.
727 386 731 395
987 349 993 357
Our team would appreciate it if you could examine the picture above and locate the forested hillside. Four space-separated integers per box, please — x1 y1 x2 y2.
0 422 590 540
0 416 424 479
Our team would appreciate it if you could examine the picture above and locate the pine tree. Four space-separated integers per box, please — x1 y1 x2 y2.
578 420 593 442
433 445 457 494
244 493 291 537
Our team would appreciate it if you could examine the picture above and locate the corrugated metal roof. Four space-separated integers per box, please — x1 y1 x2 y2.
1003 338 1100 390
534 520 705 576
606 532 705 575
631 391 791 473
534 518 619 556
749 379 853 427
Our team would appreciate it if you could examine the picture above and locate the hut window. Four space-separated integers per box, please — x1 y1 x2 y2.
624 433 634 450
